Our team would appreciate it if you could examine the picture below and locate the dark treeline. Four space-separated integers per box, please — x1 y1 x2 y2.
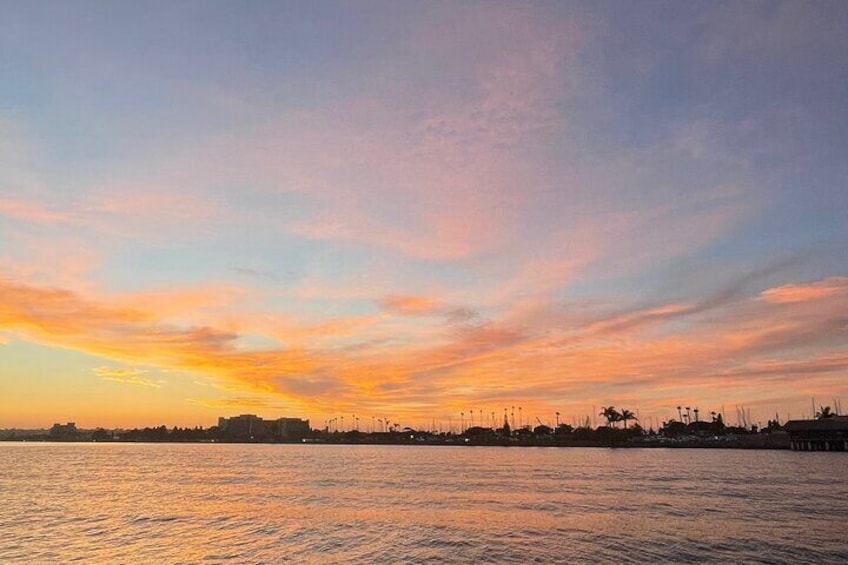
6 404 840 449
313 410 786 448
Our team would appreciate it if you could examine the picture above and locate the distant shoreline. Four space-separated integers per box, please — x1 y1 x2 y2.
0 436 793 450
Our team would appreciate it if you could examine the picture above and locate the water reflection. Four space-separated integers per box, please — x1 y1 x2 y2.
1 444 846 563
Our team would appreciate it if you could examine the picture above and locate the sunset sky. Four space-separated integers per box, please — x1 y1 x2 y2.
1 2 847 429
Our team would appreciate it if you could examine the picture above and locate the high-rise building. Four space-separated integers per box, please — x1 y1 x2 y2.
216 414 310 439
49 422 78 438
275 417 310 439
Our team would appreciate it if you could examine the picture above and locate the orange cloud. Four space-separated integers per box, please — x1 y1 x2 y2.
2 270 847 428
0 277 315 396
379 295 444 316
759 277 848 304
186 397 279 410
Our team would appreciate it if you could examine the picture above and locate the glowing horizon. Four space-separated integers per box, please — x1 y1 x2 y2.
2 2 847 429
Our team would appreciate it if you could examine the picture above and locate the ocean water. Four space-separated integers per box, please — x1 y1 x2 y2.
1 444 845 564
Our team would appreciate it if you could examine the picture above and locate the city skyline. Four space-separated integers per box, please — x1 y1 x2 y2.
2 2 847 428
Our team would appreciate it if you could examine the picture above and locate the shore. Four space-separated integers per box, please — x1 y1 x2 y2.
0 432 792 449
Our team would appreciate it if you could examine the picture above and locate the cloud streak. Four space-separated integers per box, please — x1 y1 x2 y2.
5 263 846 426
95 367 165 388
759 277 848 304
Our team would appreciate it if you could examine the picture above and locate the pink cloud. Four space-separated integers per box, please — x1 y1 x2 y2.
105 282 247 321
0 197 69 224
759 277 848 304
1 232 101 290
241 6 583 262
75 182 223 240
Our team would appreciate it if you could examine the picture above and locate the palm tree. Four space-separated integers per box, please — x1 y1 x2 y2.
817 406 834 419
600 406 621 428
677 406 683 422
619 409 637 429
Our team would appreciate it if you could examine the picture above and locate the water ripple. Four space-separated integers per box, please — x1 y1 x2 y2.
1 444 846 563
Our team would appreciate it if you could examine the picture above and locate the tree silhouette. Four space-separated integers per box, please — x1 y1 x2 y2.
600 406 621 428
619 409 637 429
816 406 834 419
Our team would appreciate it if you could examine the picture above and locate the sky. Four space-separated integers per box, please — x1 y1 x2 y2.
1 1 847 430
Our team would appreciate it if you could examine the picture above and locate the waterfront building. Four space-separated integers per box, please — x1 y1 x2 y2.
217 414 266 436
49 422 78 438
274 417 310 439
783 416 848 451
217 414 310 440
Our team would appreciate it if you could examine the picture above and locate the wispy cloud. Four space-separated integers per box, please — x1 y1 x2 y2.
186 397 277 410
2 264 848 424
759 277 848 304
0 197 69 224
95 366 165 388
231 267 282 282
